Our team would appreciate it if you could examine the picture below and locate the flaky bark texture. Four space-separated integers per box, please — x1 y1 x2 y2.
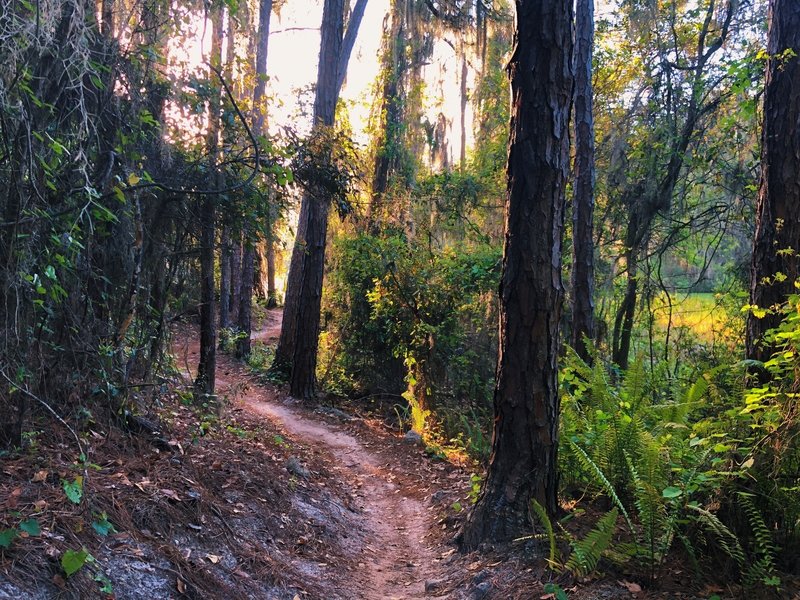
461 0 574 549
570 0 595 362
747 0 800 361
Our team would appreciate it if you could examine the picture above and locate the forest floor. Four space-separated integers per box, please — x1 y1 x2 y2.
0 308 766 599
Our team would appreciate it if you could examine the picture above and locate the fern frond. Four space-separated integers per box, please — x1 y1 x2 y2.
686 504 746 567
529 498 558 568
565 508 619 577
626 451 672 566
738 492 779 586
570 441 635 534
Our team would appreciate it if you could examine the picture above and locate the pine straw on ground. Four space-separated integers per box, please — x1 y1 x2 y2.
0 386 365 599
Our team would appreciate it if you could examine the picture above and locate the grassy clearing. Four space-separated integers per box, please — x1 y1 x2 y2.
650 292 734 344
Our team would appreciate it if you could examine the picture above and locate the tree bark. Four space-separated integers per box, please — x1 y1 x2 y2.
286 0 345 398
275 0 365 389
336 0 369 93
570 0 595 363
235 0 273 359
219 223 232 331
195 6 224 396
747 0 800 361
230 234 242 323
236 242 255 358
459 41 468 170
461 0 574 548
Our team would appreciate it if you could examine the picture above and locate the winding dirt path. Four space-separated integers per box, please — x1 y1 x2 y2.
185 309 448 599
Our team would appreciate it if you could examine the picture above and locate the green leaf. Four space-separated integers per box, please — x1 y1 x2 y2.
19 519 40 536
0 528 18 548
662 486 683 499
62 476 83 504
92 513 116 537
451 501 462 513
61 548 89 576
544 582 569 600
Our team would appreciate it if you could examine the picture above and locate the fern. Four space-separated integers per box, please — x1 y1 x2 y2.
565 508 619 577
570 441 635 535
686 504 746 567
528 498 558 568
626 452 674 571
738 492 780 587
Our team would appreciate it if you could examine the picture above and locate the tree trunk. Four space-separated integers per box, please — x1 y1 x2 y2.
236 242 255 358
230 235 242 322
219 223 232 331
570 0 595 363
612 243 638 371
195 6 224 395
459 41 468 170
461 0 574 548
273 199 308 373
286 0 345 399
235 0 273 359
266 233 277 307
747 0 800 362
276 0 365 389
336 0 369 93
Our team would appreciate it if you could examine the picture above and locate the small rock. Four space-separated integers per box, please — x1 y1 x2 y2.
471 581 492 600
424 579 446 593
472 569 491 585
430 490 447 504
403 430 423 445
315 406 355 421
286 456 310 478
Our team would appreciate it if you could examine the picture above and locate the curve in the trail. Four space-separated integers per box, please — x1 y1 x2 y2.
239 309 442 599
245 397 439 599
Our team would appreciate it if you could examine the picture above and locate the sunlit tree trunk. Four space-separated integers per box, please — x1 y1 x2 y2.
218 8 237 333
747 0 800 362
461 0 574 548
275 0 366 390
570 0 595 362
284 0 344 398
236 0 273 359
195 6 224 395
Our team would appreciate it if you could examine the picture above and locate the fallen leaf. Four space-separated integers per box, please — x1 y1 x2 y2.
206 553 221 564
467 561 482 571
177 578 186 593
160 489 181 501
7 487 22 509
32 470 48 482
619 580 642 594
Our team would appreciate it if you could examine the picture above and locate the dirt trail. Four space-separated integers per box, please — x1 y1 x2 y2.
200 310 447 599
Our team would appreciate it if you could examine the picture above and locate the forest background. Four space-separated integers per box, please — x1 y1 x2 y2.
1 0 799 597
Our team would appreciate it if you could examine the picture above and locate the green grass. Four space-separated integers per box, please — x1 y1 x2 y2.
650 292 732 343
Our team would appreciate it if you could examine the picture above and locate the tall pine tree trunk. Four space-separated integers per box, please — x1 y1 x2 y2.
285 0 344 398
462 0 574 548
747 0 800 361
275 0 365 390
570 0 595 362
236 0 273 358
195 6 224 395
219 224 232 331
